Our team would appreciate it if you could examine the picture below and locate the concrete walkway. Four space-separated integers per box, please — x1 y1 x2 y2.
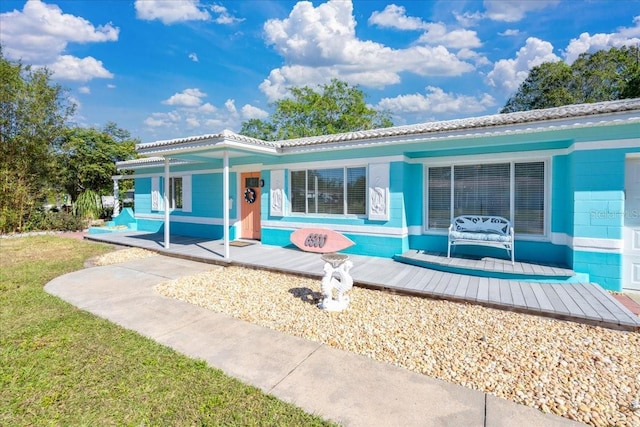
44 254 585 427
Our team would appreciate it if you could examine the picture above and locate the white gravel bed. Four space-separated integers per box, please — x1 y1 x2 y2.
153 266 640 427
91 247 156 266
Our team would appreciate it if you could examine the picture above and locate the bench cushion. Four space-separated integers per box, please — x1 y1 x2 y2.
449 230 512 243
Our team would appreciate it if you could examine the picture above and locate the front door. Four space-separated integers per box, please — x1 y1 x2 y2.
240 172 261 240
623 158 640 290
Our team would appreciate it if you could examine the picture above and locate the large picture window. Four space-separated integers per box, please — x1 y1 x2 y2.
291 167 366 215
427 161 546 235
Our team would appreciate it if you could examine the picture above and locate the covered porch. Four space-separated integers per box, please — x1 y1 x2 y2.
85 230 640 331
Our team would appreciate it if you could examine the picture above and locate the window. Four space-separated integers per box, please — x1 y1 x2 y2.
454 163 510 218
427 167 451 229
169 177 182 209
515 162 545 234
291 167 366 215
426 161 546 235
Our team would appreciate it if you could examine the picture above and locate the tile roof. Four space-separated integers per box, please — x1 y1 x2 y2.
115 157 192 169
277 98 640 148
136 98 640 153
136 129 278 151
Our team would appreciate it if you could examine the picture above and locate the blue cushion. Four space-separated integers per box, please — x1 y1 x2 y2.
449 231 511 243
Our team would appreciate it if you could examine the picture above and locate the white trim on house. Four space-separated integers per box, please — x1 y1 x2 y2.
287 163 370 218
273 156 406 171
422 157 551 239
262 220 409 238
135 213 239 225
573 138 640 152
417 152 553 167
573 237 624 252
551 232 624 253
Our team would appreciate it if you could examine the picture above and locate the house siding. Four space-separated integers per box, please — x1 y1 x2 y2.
120 100 640 292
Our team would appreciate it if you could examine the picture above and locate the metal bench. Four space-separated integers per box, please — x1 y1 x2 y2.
448 215 514 264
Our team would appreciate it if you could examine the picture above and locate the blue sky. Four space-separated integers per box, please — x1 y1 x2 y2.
1 0 639 143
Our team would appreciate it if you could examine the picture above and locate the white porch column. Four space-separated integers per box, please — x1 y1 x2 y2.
223 150 230 259
164 157 170 249
112 176 121 216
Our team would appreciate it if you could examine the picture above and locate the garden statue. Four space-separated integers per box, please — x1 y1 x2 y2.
318 254 353 311
290 228 356 311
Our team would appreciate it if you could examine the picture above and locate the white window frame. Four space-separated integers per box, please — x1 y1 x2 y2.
151 174 191 213
289 166 368 218
169 177 182 210
424 157 550 240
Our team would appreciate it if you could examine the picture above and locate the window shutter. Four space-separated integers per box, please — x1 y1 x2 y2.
270 170 285 216
151 176 160 211
182 175 192 212
368 163 389 221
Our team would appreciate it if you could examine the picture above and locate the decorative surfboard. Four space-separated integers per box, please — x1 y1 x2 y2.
290 228 355 254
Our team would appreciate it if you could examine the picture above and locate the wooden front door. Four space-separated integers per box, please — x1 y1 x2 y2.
624 158 640 290
240 172 261 240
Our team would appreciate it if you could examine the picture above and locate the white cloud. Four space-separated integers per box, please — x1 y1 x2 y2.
564 16 640 63
486 37 560 93
107 84 116 89
162 88 207 107
456 48 491 67
144 117 168 128
454 11 483 27
377 86 496 116
198 103 217 113
499 29 520 37
69 95 81 110
144 93 261 135
134 0 210 24
261 0 474 102
49 55 114 82
186 117 200 128
225 99 237 114
483 0 559 22
188 52 199 62
416 24 481 49
0 0 118 81
369 4 481 49
211 4 244 25
78 86 91 94
368 4 425 30
241 104 269 120
144 111 181 128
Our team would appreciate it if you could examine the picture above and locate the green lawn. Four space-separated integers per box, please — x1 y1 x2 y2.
0 236 335 426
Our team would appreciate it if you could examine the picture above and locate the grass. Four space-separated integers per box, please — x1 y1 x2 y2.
0 235 335 426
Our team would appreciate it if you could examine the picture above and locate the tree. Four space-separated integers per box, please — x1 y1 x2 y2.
240 79 393 140
55 123 138 202
0 48 75 233
571 45 640 103
502 45 640 113
501 62 575 113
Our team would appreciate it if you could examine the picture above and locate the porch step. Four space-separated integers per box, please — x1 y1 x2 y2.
394 251 586 283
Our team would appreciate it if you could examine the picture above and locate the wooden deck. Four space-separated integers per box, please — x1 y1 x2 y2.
395 250 579 282
85 231 640 331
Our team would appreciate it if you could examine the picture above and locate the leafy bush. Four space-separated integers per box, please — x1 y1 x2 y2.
101 206 114 220
23 209 86 232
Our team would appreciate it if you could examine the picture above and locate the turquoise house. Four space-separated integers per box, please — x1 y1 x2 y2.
116 98 640 292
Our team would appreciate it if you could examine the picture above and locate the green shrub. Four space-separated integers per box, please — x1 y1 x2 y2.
74 190 101 220
23 209 86 232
